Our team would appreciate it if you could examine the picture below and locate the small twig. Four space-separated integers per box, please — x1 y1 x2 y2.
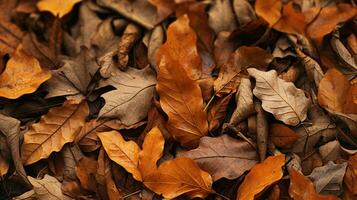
123 190 141 199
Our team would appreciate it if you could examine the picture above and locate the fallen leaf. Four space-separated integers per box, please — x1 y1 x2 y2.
208 94 232 131
97 130 142 181
117 23 141 71
236 154 285 200
0 19 24 54
37 0 82 18
289 168 338 200
138 127 164 179
296 48 324 86
208 0 237 34
273 2 306 35
270 123 300 148
344 154 357 195
178 134 258 181
0 154 8 176
255 0 281 27
21 100 88 165
309 161 347 196
331 35 357 71
75 157 97 191
0 46 51 99
98 66 156 126
44 47 100 98
28 175 73 199
255 101 268 161
144 157 212 199
248 68 311 126
229 78 254 126
233 0 256 26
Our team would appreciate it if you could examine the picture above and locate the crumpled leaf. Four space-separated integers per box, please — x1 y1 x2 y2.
117 23 141 71
214 46 272 96
0 46 51 99
37 0 82 18
44 47 100 98
236 154 285 200
296 48 324 87
331 35 357 72
98 66 156 126
97 130 142 181
289 168 338 200
138 127 164 179
178 134 259 181
248 68 311 126
318 68 357 114
208 0 237 34
21 100 88 165
27 175 73 200
270 123 300 148
308 161 347 196
229 78 254 126
208 94 232 131
143 157 213 199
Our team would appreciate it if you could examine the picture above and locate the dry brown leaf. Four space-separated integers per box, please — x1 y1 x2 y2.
75 157 97 192
21 100 88 165
270 123 300 148
97 130 142 181
273 2 306 35
344 154 357 195
318 68 357 114
117 24 141 71
296 48 324 86
0 19 24 54
0 154 8 176
178 135 258 181
138 127 164 179
306 4 357 45
0 46 51 99
233 0 256 26
248 68 310 126
75 120 110 152
143 157 212 199
37 0 82 18
156 14 202 80
229 78 254 126
255 101 268 161
208 94 232 131
156 16 208 148
208 0 237 34
236 154 285 200
255 0 281 27
289 168 338 200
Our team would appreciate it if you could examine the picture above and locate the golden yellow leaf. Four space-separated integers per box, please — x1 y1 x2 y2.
97 130 142 181
0 46 51 99
144 157 212 199
37 0 82 18
236 154 285 200
21 100 88 165
138 127 164 179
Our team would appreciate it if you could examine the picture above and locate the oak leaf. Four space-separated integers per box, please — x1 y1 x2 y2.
270 123 300 148
0 46 51 99
236 154 285 200
97 130 142 181
37 0 82 18
289 168 338 200
21 100 88 165
178 135 259 181
144 157 212 199
248 68 310 126
98 66 156 126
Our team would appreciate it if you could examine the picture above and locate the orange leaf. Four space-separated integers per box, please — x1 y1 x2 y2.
144 157 212 199
37 0 82 18
289 168 338 200
21 100 88 165
255 0 281 27
138 127 165 179
0 46 51 99
273 2 306 35
270 123 300 148
97 131 142 181
344 154 357 195
236 154 285 200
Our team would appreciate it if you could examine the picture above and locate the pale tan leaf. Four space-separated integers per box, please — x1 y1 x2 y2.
296 49 324 86
28 175 73 200
21 100 88 165
248 68 311 126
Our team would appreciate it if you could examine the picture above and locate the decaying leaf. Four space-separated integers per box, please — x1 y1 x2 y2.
179 134 258 181
143 157 213 199
0 46 51 99
270 123 300 148
98 66 156 126
289 168 338 200
37 0 82 18
21 100 88 165
248 68 311 126
309 161 347 196
97 130 142 181
236 154 285 200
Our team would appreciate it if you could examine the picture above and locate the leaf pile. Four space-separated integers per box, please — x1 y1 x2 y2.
0 0 356 199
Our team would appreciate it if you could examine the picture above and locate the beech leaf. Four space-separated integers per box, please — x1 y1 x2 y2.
178 134 259 181
97 130 142 181
248 68 311 126
21 100 88 165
